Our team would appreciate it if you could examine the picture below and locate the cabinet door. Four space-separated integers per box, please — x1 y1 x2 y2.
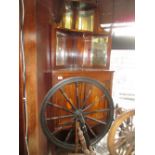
56 33 84 67
51 70 113 128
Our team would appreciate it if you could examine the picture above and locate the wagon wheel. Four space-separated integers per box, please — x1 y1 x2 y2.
107 109 135 155
40 77 114 151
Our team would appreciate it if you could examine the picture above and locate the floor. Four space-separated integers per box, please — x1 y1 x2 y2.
95 135 110 155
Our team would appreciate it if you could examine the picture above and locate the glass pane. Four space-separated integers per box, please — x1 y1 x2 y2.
83 36 108 66
56 34 66 66
56 32 85 67
76 10 94 32
56 31 108 68
61 10 94 31
62 11 73 29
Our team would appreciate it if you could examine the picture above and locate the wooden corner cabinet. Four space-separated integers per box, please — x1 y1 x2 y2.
50 26 113 91
43 22 114 152
42 1 114 153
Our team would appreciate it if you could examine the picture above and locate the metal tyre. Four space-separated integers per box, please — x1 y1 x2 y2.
40 77 114 151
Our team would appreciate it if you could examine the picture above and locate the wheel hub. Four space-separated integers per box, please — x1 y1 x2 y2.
74 109 83 117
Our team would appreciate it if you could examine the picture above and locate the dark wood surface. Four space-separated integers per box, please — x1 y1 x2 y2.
52 69 114 94
23 0 41 154
20 0 53 154
43 69 114 146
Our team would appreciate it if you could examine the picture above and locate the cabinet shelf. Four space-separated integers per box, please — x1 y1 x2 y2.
56 27 109 36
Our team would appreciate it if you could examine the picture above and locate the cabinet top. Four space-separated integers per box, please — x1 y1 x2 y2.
52 68 114 73
55 27 110 36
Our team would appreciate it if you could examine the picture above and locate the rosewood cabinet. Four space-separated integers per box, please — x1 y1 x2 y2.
42 3 114 151
49 26 113 108
47 26 114 135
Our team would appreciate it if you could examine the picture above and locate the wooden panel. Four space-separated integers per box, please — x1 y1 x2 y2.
51 0 65 23
52 69 113 94
23 0 40 153
23 0 52 154
36 0 57 154
98 0 113 24
36 1 52 155
98 0 135 24
47 70 114 133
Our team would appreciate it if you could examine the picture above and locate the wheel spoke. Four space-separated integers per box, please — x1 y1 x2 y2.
52 121 73 135
65 128 73 142
82 95 105 112
46 114 74 121
117 147 122 154
59 88 76 110
85 121 97 138
47 101 73 113
83 108 110 115
52 126 63 135
115 135 126 143
82 83 86 107
120 147 126 155
81 89 92 109
125 143 134 155
115 137 127 149
75 82 80 108
85 116 107 125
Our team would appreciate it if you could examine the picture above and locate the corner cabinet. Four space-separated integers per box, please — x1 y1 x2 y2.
50 27 113 96
41 1 115 152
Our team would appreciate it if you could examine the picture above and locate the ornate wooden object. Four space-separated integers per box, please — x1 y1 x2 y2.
40 77 114 151
40 0 114 153
108 109 135 155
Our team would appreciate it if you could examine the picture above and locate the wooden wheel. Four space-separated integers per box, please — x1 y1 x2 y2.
108 110 135 155
40 77 114 151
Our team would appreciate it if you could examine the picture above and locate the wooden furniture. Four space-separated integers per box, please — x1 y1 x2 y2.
19 0 134 154
52 69 113 93
40 3 114 150
40 1 114 152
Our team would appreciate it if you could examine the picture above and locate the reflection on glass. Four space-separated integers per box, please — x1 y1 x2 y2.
62 11 73 29
83 36 108 66
56 31 108 68
76 10 94 31
91 37 108 66
61 10 94 31
56 35 66 66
